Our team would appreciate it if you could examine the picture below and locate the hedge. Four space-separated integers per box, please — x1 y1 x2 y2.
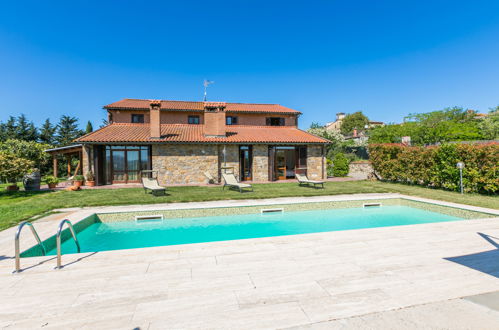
368 143 499 194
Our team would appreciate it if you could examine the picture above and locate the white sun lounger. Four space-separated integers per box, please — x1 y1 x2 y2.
296 173 325 189
141 177 167 196
222 173 253 193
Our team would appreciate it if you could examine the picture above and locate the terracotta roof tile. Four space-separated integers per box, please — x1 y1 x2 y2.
104 99 301 114
77 124 329 144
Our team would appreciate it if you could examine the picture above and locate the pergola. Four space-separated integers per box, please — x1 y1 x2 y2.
45 144 83 177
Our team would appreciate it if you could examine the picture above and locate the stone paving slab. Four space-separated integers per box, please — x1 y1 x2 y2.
287 298 499 330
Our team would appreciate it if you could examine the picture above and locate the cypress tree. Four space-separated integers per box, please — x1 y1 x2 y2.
85 121 94 134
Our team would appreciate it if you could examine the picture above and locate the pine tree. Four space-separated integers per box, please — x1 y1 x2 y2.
16 114 38 141
0 116 18 141
55 115 84 146
85 121 94 134
39 119 57 145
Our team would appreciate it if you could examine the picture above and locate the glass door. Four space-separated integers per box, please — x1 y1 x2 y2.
275 149 286 180
126 149 140 182
104 146 151 184
239 146 252 181
111 150 126 183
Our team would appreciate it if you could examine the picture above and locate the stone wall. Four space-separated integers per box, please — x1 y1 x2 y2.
152 144 219 184
349 161 374 179
81 145 92 177
252 144 269 182
307 145 325 179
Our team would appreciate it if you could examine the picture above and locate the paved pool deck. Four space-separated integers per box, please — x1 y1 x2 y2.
0 193 498 329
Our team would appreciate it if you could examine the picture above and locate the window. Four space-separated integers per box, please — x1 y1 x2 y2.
188 115 200 124
226 116 238 125
266 117 285 126
131 114 144 123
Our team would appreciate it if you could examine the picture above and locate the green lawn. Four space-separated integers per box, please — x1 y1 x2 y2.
0 180 497 231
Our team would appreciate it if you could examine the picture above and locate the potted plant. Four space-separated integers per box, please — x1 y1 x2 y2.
0 151 34 191
44 175 60 189
86 171 95 187
73 174 85 188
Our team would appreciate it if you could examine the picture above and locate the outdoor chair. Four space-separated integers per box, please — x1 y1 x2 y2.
141 171 167 196
203 171 216 184
222 173 253 193
296 173 325 189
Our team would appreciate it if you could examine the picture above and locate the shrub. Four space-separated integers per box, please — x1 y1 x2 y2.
332 153 349 177
369 143 499 194
0 139 52 175
0 151 34 184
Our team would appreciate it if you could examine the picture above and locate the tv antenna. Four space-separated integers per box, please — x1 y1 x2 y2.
203 79 214 101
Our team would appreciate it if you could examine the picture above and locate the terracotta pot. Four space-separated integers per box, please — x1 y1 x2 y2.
73 180 83 188
87 181 95 187
6 184 19 191
48 183 58 189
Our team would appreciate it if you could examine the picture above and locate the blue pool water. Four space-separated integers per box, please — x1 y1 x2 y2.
45 205 463 255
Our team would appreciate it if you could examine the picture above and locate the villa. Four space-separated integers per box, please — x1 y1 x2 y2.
326 112 384 132
71 99 329 185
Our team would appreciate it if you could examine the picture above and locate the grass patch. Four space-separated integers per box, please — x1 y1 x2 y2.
0 181 497 231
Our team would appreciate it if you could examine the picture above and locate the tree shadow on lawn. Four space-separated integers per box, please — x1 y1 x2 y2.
444 233 499 278
0 189 54 201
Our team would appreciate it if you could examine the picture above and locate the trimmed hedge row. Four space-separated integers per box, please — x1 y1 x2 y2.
368 143 499 194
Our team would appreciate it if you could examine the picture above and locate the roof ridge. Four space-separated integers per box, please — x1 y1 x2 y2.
122 98 282 106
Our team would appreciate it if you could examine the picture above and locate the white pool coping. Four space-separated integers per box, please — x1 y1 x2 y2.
52 192 499 220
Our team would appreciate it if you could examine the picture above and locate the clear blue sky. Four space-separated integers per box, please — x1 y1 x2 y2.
1 0 499 129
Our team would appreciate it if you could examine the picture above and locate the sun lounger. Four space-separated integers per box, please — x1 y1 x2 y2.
222 173 253 193
204 171 216 184
141 177 167 196
296 173 325 189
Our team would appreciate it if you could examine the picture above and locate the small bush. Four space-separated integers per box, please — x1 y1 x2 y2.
332 153 349 177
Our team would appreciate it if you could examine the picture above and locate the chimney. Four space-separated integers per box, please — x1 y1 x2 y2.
336 112 345 121
353 129 358 137
204 102 226 137
149 100 161 139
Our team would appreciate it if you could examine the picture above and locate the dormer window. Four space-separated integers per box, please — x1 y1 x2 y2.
226 116 238 125
131 114 144 123
188 115 200 124
266 117 285 126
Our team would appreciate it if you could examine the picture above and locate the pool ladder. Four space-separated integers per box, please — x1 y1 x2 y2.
14 221 47 273
56 219 81 269
14 219 81 272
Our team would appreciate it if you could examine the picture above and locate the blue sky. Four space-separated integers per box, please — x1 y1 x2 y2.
1 1 499 129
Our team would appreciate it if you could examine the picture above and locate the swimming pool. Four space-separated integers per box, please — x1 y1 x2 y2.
23 203 472 257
